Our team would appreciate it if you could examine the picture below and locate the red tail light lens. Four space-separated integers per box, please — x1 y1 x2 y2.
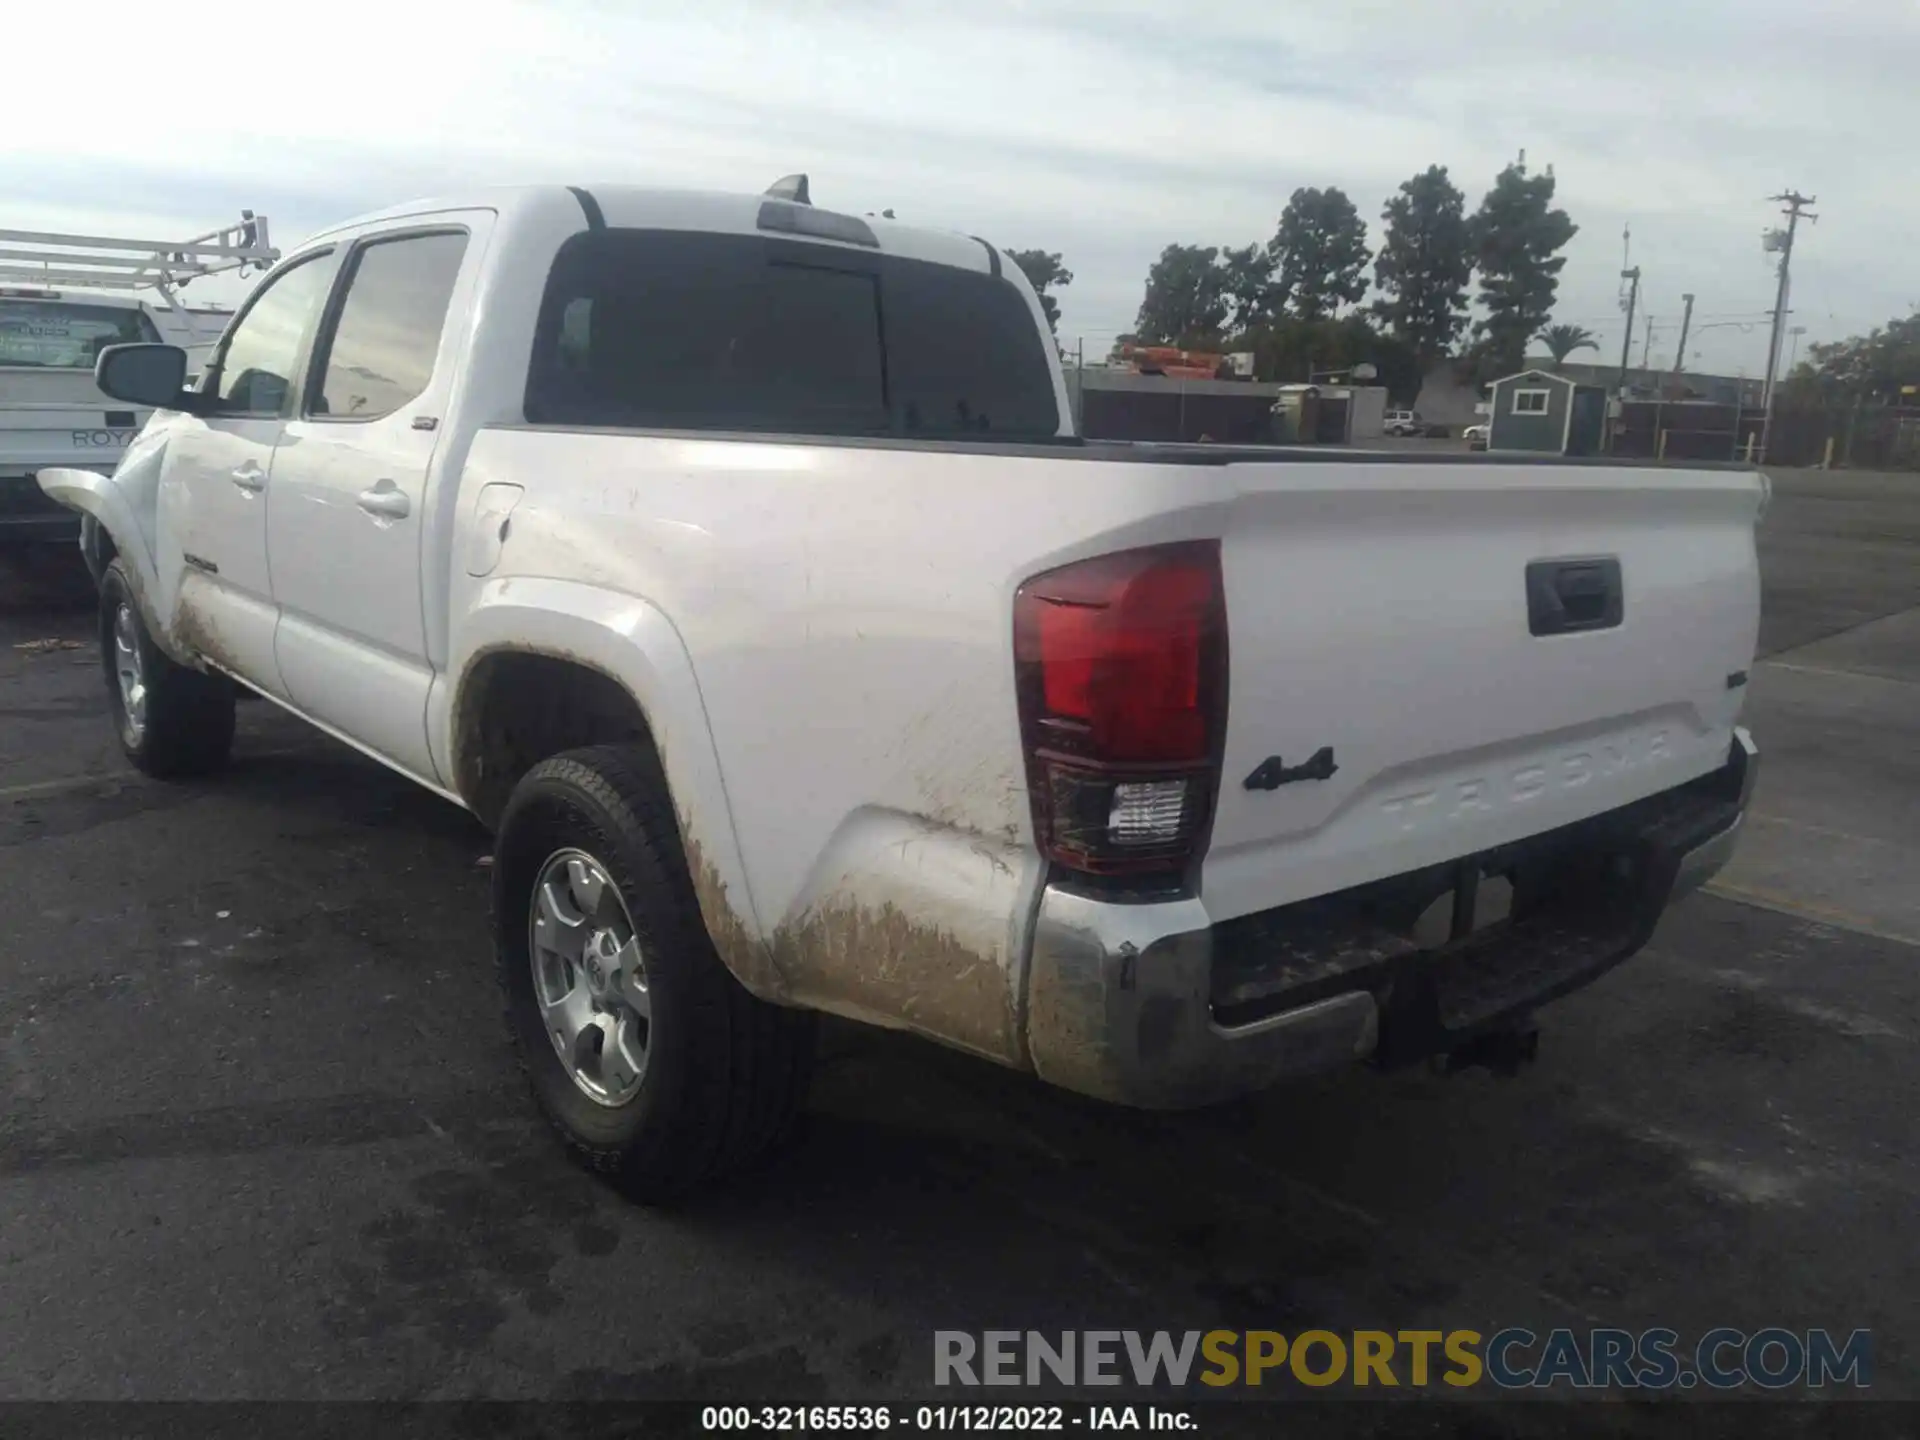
1014 541 1228 878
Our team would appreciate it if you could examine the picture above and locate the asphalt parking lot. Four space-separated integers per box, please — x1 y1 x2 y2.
2 468 1917 1431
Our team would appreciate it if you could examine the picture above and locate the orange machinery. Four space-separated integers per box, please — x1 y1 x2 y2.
1115 342 1229 380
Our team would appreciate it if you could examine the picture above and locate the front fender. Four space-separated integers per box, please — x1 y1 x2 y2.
38 433 183 653
37 465 154 589
436 576 782 1001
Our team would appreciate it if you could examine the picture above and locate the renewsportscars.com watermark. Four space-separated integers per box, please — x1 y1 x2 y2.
934 1328 1872 1391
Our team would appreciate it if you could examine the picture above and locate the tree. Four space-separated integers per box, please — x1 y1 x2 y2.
1538 323 1599 368
1268 187 1370 321
1219 242 1278 332
1229 314 1423 402
1133 244 1230 346
1371 165 1473 367
1006 249 1073 334
1788 308 1920 401
1469 158 1578 379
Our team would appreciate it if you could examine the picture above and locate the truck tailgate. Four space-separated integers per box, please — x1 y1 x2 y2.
0 403 146 472
1202 461 1762 924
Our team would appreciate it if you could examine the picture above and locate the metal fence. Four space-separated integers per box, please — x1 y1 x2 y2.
1610 400 1920 470
1766 403 1920 470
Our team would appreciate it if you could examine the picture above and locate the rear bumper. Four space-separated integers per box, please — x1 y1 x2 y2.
1024 727 1758 1109
1669 735 1755 901
2 471 85 545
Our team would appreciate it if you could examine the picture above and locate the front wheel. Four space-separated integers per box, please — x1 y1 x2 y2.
99 559 235 779
493 744 815 1203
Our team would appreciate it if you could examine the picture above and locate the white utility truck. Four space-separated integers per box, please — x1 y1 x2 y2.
1 213 276 553
38 178 1760 1202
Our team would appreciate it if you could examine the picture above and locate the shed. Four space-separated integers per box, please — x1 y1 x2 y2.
1487 369 1607 456
1270 384 1352 444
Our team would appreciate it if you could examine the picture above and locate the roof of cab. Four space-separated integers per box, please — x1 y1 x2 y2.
304 183 999 276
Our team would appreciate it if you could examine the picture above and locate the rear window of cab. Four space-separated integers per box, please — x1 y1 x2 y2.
0 299 161 369
525 229 1060 439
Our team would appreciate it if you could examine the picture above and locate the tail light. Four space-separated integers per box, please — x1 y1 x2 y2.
1013 540 1228 881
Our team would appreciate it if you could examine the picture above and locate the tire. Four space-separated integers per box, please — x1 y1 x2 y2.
493 744 816 1203
99 559 236 780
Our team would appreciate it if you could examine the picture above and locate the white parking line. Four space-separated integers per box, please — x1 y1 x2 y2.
1702 879 1920 950
0 772 135 803
1759 659 1920 687
1747 811 1910 849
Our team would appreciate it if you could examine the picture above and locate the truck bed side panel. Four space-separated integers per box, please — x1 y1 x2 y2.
457 429 1762 1063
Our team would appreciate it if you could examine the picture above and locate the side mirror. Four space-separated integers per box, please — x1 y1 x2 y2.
95 343 196 411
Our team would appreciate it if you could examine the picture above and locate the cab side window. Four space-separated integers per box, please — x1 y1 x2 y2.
311 232 468 420
208 254 335 418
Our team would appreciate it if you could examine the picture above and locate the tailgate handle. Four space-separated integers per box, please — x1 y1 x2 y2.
1526 557 1622 636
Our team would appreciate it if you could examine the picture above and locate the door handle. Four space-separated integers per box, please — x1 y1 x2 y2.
231 463 266 493
356 480 411 521
1525 557 1623 636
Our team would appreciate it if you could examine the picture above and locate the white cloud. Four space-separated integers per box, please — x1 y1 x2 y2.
5 0 1913 371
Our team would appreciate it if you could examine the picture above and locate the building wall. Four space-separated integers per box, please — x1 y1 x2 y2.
1079 386 1282 443
1489 378 1570 452
1064 370 1386 445
1066 370 1286 439
1545 359 1765 408
1348 386 1388 440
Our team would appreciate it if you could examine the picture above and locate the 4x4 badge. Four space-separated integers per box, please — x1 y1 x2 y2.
1244 747 1338 791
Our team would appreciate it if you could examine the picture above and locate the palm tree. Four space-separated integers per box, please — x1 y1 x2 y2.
1538 323 1600 370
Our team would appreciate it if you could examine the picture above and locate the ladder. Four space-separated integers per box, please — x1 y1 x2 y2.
0 212 280 315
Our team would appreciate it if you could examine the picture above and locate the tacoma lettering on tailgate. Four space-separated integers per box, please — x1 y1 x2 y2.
1380 729 1672 834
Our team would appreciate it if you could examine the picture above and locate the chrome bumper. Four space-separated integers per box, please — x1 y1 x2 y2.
1022 727 1759 1110
1670 726 1758 901
1024 887 1382 1110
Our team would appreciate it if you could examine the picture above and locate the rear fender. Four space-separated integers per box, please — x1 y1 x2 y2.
440 577 781 1000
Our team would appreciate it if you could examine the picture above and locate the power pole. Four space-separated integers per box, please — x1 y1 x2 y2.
1759 190 1817 462
1617 266 1642 394
1640 311 1657 370
1787 324 1807 372
1671 293 1696 381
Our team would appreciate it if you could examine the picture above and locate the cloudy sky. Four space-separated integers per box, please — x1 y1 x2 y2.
7 0 1913 376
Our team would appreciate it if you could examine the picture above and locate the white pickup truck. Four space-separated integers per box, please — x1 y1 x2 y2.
40 179 1762 1202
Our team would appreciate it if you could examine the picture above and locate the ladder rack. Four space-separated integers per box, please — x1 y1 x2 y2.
0 212 279 314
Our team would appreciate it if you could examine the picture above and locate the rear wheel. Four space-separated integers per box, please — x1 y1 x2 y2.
99 559 235 779
494 744 815 1203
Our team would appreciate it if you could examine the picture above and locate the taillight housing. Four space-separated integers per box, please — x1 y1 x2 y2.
1013 540 1228 882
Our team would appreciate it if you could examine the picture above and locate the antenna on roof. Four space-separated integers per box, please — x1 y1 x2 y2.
765 174 811 206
